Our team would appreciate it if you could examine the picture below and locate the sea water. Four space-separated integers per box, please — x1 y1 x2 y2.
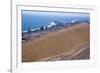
22 10 90 32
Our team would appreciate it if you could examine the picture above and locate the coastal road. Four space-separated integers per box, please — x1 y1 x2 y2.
39 42 90 61
72 48 90 60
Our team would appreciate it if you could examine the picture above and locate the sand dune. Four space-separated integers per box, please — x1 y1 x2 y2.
22 23 90 62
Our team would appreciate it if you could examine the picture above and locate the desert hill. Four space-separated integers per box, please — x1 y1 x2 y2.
22 23 90 62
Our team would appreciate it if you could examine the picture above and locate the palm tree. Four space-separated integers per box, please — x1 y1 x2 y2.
28 27 31 33
40 26 44 31
27 24 31 33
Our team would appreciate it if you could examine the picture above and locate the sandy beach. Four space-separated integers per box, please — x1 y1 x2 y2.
22 23 90 62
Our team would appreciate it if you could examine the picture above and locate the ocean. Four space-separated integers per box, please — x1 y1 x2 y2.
22 10 90 32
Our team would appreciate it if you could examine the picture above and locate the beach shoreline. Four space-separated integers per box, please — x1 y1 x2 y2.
22 22 90 62
22 22 89 42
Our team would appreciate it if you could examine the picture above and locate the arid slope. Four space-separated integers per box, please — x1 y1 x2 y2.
22 23 90 62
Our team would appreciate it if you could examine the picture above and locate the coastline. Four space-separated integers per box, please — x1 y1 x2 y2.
22 22 90 62
22 21 89 42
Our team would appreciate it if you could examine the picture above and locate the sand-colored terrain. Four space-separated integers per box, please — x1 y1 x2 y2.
22 23 90 62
